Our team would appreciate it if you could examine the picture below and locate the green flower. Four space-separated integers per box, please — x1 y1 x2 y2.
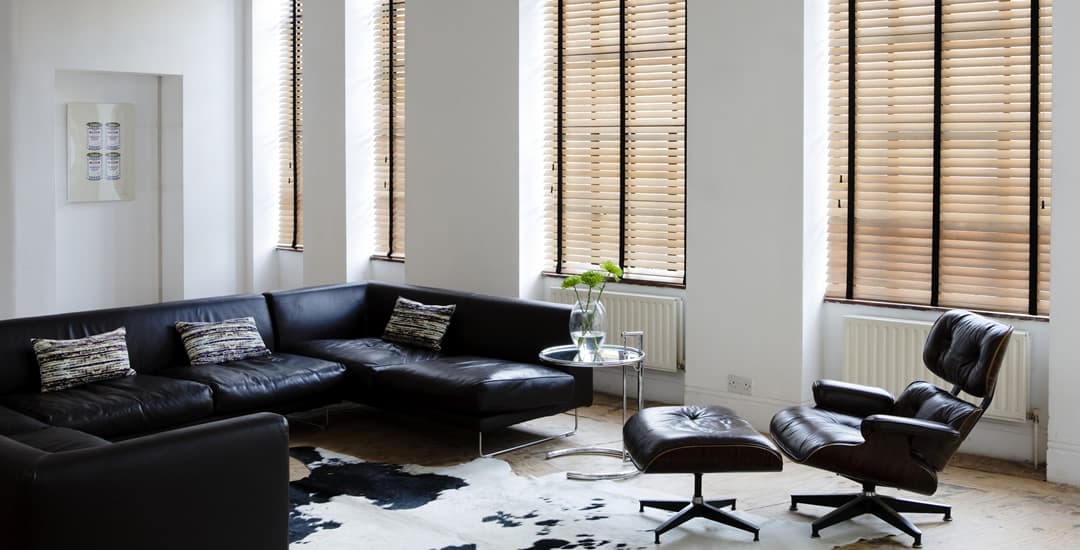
579 270 605 288
561 260 623 306
601 260 623 281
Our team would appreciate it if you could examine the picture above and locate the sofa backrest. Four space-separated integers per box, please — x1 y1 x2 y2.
263 283 369 351
365 282 572 363
0 295 275 394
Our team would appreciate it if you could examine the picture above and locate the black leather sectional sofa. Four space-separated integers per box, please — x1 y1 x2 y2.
0 282 588 550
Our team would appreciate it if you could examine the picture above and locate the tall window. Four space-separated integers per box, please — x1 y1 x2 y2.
545 0 686 285
374 0 406 259
278 0 304 250
828 0 1052 315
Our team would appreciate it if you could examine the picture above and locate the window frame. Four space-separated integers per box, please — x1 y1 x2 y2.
547 0 687 288
828 0 1051 317
372 0 406 261
277 0 304 251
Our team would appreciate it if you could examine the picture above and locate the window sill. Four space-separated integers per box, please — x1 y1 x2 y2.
370 255 405 264
543 271 685 290
823 297 1048 323
276 245 303 253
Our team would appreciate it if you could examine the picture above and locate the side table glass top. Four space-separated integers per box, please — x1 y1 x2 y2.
538 344 645 368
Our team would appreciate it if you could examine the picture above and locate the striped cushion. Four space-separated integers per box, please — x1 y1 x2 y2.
32 327 136 392
382 297 456 351
175 317 271 366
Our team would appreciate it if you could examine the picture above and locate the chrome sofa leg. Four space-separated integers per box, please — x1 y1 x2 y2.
478 409 579 458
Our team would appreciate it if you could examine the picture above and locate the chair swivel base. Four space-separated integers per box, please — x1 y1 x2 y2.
640 473 761 544
790 483 951 548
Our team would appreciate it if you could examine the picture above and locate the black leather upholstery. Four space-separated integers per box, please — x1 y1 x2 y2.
265 282 592 412
923 309 1013 397
890 380 981 470
0 294 275 394
0 281 592 550
624 405 783 474
811 380 895 418
374 356 576 414
7 427 111 452
4 413 289 550
291 337 441 388
365 283 573 362
769 310 1013 545
158 354 346 414
265 283 369 350
771 405 940 495
770 310 1012 494
2 375 214 438
0 405 47 435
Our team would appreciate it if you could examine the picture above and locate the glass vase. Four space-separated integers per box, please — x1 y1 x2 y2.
569 300 607 361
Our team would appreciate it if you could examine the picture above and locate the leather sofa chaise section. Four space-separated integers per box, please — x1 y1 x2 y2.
265 282 592 432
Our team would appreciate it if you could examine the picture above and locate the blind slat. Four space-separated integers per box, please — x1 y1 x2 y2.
277 0 303 249
374 0 406 258
546 0 685 285
827 0 1052 315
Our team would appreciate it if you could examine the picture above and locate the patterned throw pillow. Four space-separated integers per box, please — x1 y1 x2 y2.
382 297 456 351
32 327 136 392
174 317 271 366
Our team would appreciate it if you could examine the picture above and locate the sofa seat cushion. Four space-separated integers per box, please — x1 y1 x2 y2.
1 375 214 438
291 338 441 387
8 426 110 452
157 353 346 414
0 405 48 436
374 356 575 414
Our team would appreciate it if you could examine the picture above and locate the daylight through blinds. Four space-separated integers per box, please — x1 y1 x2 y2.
827 0 1052 315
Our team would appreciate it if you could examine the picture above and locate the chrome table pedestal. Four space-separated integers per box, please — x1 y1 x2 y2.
540 332 645 480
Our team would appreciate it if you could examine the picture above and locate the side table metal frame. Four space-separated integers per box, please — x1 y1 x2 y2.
543 331 646 480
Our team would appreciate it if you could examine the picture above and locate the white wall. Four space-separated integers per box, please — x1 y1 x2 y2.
53 71 161 312
802 0 829 401
1047 0 1080 486
683 0 815 429
300 0 381 288
0 0 14 316
250 0 286 293
405 0 520 297
1 0 248 317
518 0 548 301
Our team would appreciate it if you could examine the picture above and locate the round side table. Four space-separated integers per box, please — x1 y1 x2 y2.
539 332 645 480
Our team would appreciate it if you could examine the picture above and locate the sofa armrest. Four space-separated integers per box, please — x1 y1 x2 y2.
27 413 290 550
861 414 961 442
0 437 46 550
813 379 896 418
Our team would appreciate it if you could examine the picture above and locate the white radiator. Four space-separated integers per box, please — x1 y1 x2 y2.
843 315 1029 423
548 288 683 372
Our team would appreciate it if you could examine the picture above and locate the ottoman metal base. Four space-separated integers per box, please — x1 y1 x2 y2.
640 473 760 544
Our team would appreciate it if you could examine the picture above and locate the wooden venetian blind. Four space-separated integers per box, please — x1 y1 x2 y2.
827 0 1052 316
374 0 406 259
545 0 686 285
278 0 303 250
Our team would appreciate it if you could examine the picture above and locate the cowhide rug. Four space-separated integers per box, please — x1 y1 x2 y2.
289 447 888 549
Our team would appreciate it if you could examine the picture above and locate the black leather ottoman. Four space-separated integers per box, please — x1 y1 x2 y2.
624 405 783 543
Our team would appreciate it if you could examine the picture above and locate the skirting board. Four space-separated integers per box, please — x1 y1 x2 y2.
684 386 1047 465
1047 441 1080 486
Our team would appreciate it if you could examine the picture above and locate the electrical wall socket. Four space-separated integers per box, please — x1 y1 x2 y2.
728 375 753 396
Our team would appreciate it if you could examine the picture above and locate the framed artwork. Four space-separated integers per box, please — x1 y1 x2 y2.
67 103 135 202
